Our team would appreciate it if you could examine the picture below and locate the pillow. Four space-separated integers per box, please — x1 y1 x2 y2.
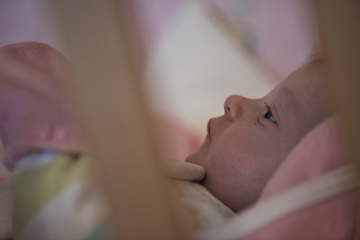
241 115 358 240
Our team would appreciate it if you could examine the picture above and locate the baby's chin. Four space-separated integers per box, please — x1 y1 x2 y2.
185 149 212 184
184 149 200 164
186 133 211 162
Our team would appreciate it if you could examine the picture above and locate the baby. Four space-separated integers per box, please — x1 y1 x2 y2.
0 42 333 239
185 60 333 212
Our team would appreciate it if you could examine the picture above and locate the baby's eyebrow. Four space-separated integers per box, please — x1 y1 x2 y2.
276 87 298 122
305 59 324 71
281 87 295 101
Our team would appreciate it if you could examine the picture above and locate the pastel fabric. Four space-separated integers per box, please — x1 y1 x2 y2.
245 116 359 240
0 42 87 168
12 151 226 239
13 151 110 240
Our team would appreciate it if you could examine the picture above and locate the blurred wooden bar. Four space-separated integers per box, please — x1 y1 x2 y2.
51 0 185 239
315 0 360 214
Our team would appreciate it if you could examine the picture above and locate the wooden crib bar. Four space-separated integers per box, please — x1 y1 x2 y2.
52 0 185 239
315 0 360 222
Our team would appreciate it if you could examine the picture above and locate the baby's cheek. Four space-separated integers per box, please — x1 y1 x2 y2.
210 139 245 175
212 132 269 182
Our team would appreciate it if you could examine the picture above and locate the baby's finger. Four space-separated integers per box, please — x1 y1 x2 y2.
165 159 205 181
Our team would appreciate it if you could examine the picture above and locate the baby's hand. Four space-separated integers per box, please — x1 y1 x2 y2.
164 159 205 181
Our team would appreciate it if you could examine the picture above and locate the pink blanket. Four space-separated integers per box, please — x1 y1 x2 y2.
241 116 359 240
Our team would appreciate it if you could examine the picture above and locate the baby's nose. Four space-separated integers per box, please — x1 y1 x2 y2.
224 95 250 121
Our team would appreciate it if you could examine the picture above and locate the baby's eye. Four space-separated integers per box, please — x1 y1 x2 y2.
263 102 276 123
264 111 276 122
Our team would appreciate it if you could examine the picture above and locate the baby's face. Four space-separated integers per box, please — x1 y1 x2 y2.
185 63 331 211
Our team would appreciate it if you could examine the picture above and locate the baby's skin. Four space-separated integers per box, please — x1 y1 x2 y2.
186 61 333 212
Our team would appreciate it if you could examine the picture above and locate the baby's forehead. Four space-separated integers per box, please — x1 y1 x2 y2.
275 63 328 97
270 63 332 132
303 60 329 86
266 72 303 104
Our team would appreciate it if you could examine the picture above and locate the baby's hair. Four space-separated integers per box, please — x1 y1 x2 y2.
304 57 326 72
